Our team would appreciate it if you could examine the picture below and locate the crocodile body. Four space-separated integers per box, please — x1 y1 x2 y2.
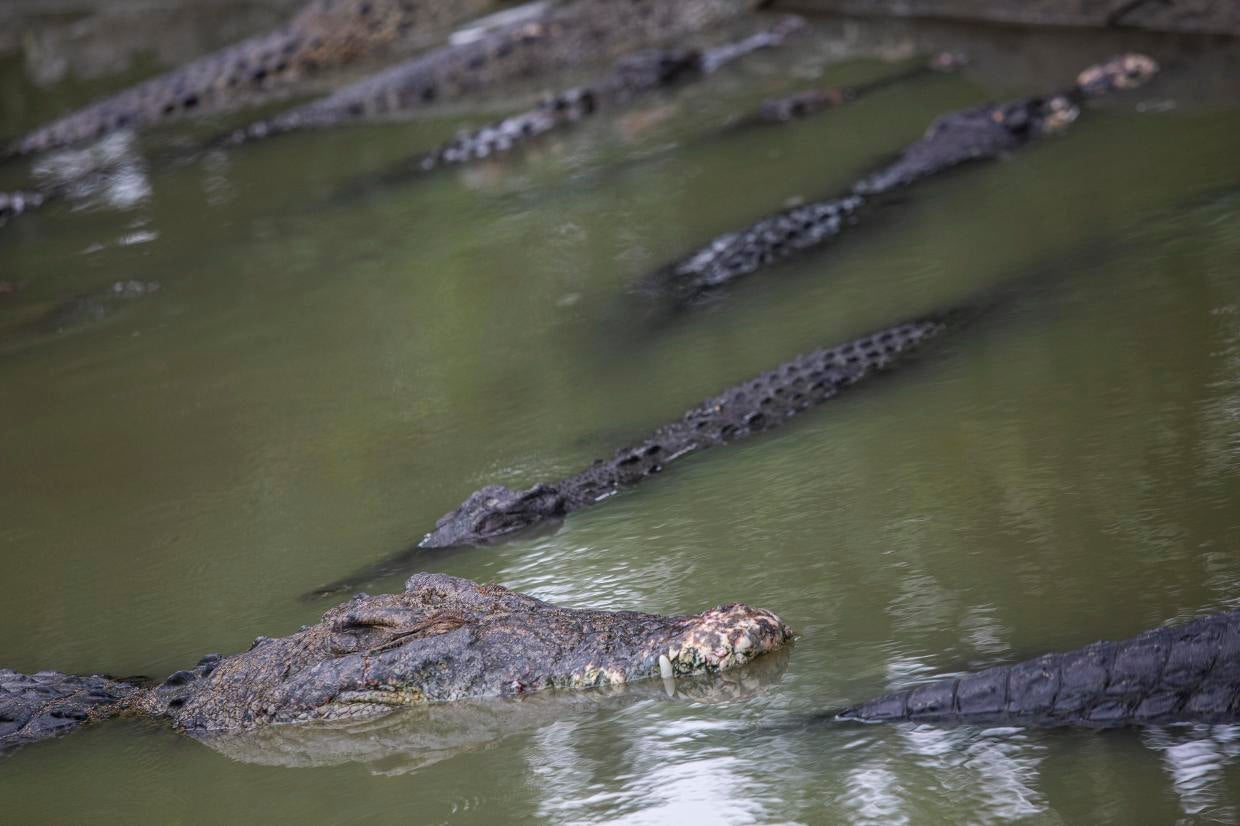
222 0 763 145
6 0 501 159
838 609 1240 728
0 573 790 757
651 54 1156 302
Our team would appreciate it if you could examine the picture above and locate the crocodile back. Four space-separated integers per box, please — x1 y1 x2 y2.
838 610 1240 727
560 317 945 504
0 669 139 756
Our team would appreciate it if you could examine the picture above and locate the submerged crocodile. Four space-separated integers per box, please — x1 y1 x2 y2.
650 53 1157 302
364 16 803 185
421 316 946 547
5 0 506 160
836 609 1240 729
421 317 942 550
203 649 789 770
221 0 765 146
308 310 954 599
0 572 791 757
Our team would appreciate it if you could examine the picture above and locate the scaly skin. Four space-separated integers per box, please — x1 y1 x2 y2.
651 54 1157 301
0 573 791 757
0 671 140 755
222 0 764 145
837 609 1240 728
5 0 500 158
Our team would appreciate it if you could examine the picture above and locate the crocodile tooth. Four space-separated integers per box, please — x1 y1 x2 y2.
658 654 674 680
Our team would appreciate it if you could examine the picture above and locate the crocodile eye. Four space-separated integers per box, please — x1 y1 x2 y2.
329 632 364 655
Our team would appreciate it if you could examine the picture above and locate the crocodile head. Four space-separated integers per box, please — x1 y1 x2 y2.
418 483 569 548
161 573 793 730
1075 53 1158 97
194 649 792 771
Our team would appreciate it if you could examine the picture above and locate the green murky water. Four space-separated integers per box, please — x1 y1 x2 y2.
2 9 1240 824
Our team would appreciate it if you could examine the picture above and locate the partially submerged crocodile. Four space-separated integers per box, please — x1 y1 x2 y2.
4 0 502 159
0 572 791 757
836 609 1240 729
307 310 953 599
221 0 765 146
371 16 803 183
421 316 944 548
650 53 1157 302
2 0 766 229
201 649 789 770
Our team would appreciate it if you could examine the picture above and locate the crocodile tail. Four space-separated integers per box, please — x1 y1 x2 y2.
837 610 1240 728
0 668 140 756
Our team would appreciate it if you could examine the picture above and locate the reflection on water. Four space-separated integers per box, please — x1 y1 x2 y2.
0 5 1239 824
1145 725 1240 821
31 130 152 211
534 724 773 824
902 726 1046 822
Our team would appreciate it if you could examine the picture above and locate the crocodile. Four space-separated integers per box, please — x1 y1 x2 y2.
370 16 804 184
835 609 1240 729
196 650 790 771
650 53 1157 303
4 0 503 160
0 572 791 758
220 0 766 146
418 316 946 548
305 310 953 599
